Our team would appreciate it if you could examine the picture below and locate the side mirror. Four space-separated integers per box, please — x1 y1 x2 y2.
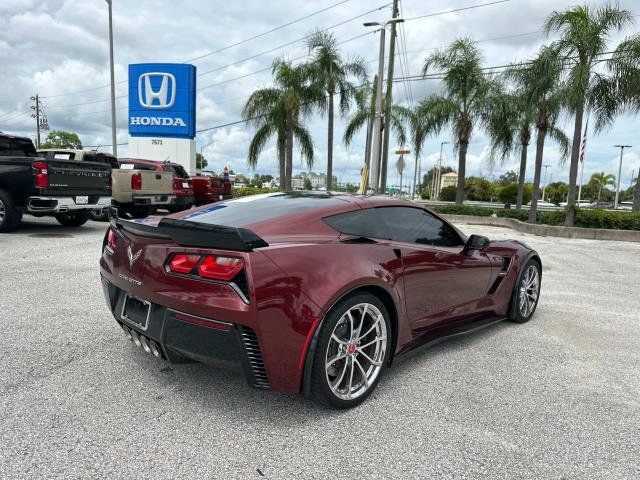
464 234 490 254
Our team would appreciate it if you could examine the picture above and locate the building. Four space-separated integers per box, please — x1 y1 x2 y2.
436 172 458 198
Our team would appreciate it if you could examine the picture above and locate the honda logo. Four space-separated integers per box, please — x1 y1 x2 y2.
138 72 176 109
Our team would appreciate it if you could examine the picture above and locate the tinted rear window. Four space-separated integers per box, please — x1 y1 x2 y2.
323 208 390 239
0 137 37 156
163 164 189 178
178 192 346 227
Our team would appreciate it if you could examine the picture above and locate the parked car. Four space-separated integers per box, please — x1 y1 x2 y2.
0 133 111 232
527 200 556 208
111 159 174 218
100 192 542 409
38 149 119 221
119 159 194 213
191 174 232 205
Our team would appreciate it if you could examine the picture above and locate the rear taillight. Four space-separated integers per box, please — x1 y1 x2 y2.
168 254 200 274
33 161 48 188
198 256 244 281
106 228 117 252
131 173 142 190
166 254 244 281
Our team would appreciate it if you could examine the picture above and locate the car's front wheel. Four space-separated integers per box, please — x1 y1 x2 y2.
510 259 541 323
310 292 391 409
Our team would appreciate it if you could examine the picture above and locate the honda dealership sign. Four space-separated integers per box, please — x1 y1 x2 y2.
128 63 196 139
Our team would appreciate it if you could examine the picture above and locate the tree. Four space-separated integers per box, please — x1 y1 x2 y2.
343 84 407 164
422 166 455 196
243 59 323 191
196 152 208 170
303 177 313 190
589 171 615 207
499 182 532 205
307 30 367 189
439 185 457 202
465 176 495 201
40 130 82 149
544 3 634 226
546 182 569 205
418 38 499 204
509 46 569 223
498 170 519 186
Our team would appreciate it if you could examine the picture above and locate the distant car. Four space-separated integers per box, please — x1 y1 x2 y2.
560 200 592 208
527 200 556 208
119 159 194 213
100 192 542 409
191 175 233 205
616 202 633 211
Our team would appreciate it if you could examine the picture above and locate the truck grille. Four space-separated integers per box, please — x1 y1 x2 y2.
239 326 270 389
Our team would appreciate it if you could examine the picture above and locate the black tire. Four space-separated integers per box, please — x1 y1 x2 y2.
126 205 153 219
0 189 22 232
54 210 90 227
509 258 541 323
310 292 391 409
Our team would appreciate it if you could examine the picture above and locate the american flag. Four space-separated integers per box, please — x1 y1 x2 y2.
579 118 588 163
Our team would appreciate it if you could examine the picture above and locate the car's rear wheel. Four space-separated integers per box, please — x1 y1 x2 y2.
0 189 22 232
54 210 90 227
310 292 390 409
510 259 541 323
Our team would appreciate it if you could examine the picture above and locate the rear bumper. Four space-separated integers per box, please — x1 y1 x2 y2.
171 195 195 209
27 196 111 213
132 194 174 206
101 277 270 389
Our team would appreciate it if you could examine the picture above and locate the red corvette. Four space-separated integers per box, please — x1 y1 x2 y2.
99 192 541 408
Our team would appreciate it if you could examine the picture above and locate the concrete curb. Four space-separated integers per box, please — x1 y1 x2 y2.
441 214 640 243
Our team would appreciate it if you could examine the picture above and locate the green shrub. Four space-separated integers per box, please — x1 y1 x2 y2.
431 205 495 216
574 208 640 230
498 183 518 204
233 187 278 198
439 185 457 201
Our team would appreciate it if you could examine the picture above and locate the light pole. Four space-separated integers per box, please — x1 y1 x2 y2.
363 18 404 193
614 145 631 209
541 164 551 201
431 141 448 200
106 0 118 157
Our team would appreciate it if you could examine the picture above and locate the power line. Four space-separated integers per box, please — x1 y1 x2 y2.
404 0 511 21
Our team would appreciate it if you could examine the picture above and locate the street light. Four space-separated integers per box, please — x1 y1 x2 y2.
541 164 551 201
106 0 117 157
614 145 632 209
431 141 449 200
363 18 404 193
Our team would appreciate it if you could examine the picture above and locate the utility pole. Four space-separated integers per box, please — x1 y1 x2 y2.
541 164 551 201
633 166 640 212
30 95 41 147
106 0 118 157
363 75 377 171
614 145 631 209
431 141 448 200
379 0 400 194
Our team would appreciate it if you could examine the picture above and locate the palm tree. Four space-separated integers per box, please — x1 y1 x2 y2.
307 30 368 190
343 83 407 164
544 3 634 226
590 171 615 207
486 88 534 209
395 105 429 199
417 38 498 204
242 59 323 191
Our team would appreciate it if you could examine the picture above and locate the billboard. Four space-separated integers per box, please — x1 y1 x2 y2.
128 63 196 139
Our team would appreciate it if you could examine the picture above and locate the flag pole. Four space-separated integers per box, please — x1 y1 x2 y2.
577 116 589 203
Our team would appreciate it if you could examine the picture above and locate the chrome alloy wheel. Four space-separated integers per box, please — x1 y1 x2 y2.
0 198 5 225
519 264 540 317
325 303 387 400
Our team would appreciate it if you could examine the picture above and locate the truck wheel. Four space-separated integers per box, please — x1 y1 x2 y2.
0 189 22 232
89 209 108 222
127 206 152 219
54 211 90 227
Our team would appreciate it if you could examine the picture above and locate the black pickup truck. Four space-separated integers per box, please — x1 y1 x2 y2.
0 133 112 232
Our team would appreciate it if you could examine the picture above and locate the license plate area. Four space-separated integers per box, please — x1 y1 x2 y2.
76 195 89 205
121 295 151 330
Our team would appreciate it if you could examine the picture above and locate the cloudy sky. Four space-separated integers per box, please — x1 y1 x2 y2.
1 0 639 188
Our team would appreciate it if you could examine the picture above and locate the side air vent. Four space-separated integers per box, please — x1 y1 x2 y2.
488 256 513 295
239 326 270 389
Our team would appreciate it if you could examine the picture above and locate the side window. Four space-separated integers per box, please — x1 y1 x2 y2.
376 207 463 247
323 209 390 239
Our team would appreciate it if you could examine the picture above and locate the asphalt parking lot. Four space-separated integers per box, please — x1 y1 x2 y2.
1 216 639 479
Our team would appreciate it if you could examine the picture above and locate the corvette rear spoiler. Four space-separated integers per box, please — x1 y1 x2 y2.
109 206 268 252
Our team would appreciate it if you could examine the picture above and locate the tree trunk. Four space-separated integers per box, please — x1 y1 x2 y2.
285 115 294 192
412 154 419 199
565 100 585 227
516 143 528 209
277 134 286 191
326 91 334 190
633 167 640 212
528 127 547 223
455 141 468 205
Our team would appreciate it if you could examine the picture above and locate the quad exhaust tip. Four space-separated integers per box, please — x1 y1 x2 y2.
120 323 162 358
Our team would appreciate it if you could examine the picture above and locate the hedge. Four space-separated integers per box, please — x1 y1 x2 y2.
429 204 640 231
232 187 279 198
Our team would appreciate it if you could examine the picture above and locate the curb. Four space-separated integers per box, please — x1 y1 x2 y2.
440 214 640 243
